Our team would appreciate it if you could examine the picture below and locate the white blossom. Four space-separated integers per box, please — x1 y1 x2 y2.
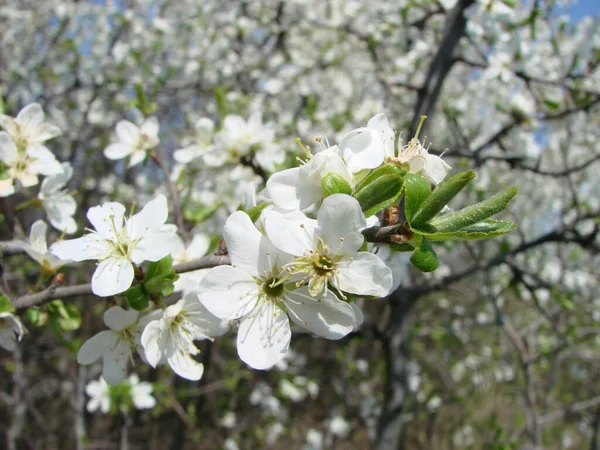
104 117 159 167
50 195 180 297
264 194 393 298
0 103 62 150
141 294 228 380
85 377 111 413
39 162 77 234
77 306 143 385
198 211 356 370
0 131 63 197
21 220 64 272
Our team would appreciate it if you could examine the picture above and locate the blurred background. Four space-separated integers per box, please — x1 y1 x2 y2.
0 0 599 449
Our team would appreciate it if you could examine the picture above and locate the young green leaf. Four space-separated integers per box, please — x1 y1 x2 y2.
321 173 352 197
410 170 475 227
431 187 518 232
416 219 517 240
410 240 439 272
403 174 431 222
353 164 406 195
354 174 404 217
125 285 150 311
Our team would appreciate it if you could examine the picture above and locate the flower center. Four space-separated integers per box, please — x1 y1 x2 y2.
312 253 334 276
261 277 284 299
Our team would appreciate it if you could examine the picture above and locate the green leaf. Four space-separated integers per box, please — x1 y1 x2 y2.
134 82 157 116
143 255 179 296
410 170 475 227
410 240 439 272
403 174 431 222
26 308 48 327
354 164 406 195
354 174 404 217
543 98 561 111
321 173 352 197
244 202 269 223
0 295 14 313
47 300 81 331
184 201 223 224
416 219 517 240
431 187 518 232
145 255 174 280
389 243 414 252
125 284 150 311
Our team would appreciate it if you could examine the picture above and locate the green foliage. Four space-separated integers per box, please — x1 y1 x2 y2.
125 255 179 310
403 173 432 223
321 173 352 197
430 187 518 232
410 239 439 272
184 201 223 224
0 295 14 313
134 82 157 116
354 173 404 217
410 170 475 228
416 219 518 241
241 201 270 223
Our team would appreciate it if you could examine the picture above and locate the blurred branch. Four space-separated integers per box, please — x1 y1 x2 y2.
0 240 24 256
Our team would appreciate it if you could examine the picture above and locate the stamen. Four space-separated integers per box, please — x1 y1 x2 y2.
415 115 427 139
294 138 312 160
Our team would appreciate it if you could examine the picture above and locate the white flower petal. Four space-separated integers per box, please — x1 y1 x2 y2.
104 306 139 331
263 208 317 256
116 120 140 145
224 211 276 276
237 301 291 370
91 257 134 297
317 194 366 254
182 293 229 338
340 127 385 173
104 143 133 160
285 286 355 340
77 330 117 365
128 195 168 240
197 266 259 320
28 220 48 254
87 202 126 238
26 145 63 176
131 229 180 264
334 252 393 297
0 132 18 163
35 123 62 142
167 350 204 381
141 320 165 367
102 339 131 385
127 150 147 167
140 117 159 139
40 162 72 196
16 103 44 127
423 154 451 185
367 113 395 158
265 167 304 211
50 235 111 261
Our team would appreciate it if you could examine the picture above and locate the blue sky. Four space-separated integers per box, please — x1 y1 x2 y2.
562 0 599 21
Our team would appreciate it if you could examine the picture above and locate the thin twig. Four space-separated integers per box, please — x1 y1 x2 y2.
14 255 231 310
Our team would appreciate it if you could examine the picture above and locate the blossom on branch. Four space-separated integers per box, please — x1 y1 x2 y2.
198 211 356 370
141 294 228 380
50 194 180 297
104 117 159 168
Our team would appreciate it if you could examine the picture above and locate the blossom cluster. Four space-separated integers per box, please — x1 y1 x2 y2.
2 105 457 383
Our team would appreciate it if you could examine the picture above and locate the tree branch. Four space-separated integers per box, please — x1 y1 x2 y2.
14 255 231 310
